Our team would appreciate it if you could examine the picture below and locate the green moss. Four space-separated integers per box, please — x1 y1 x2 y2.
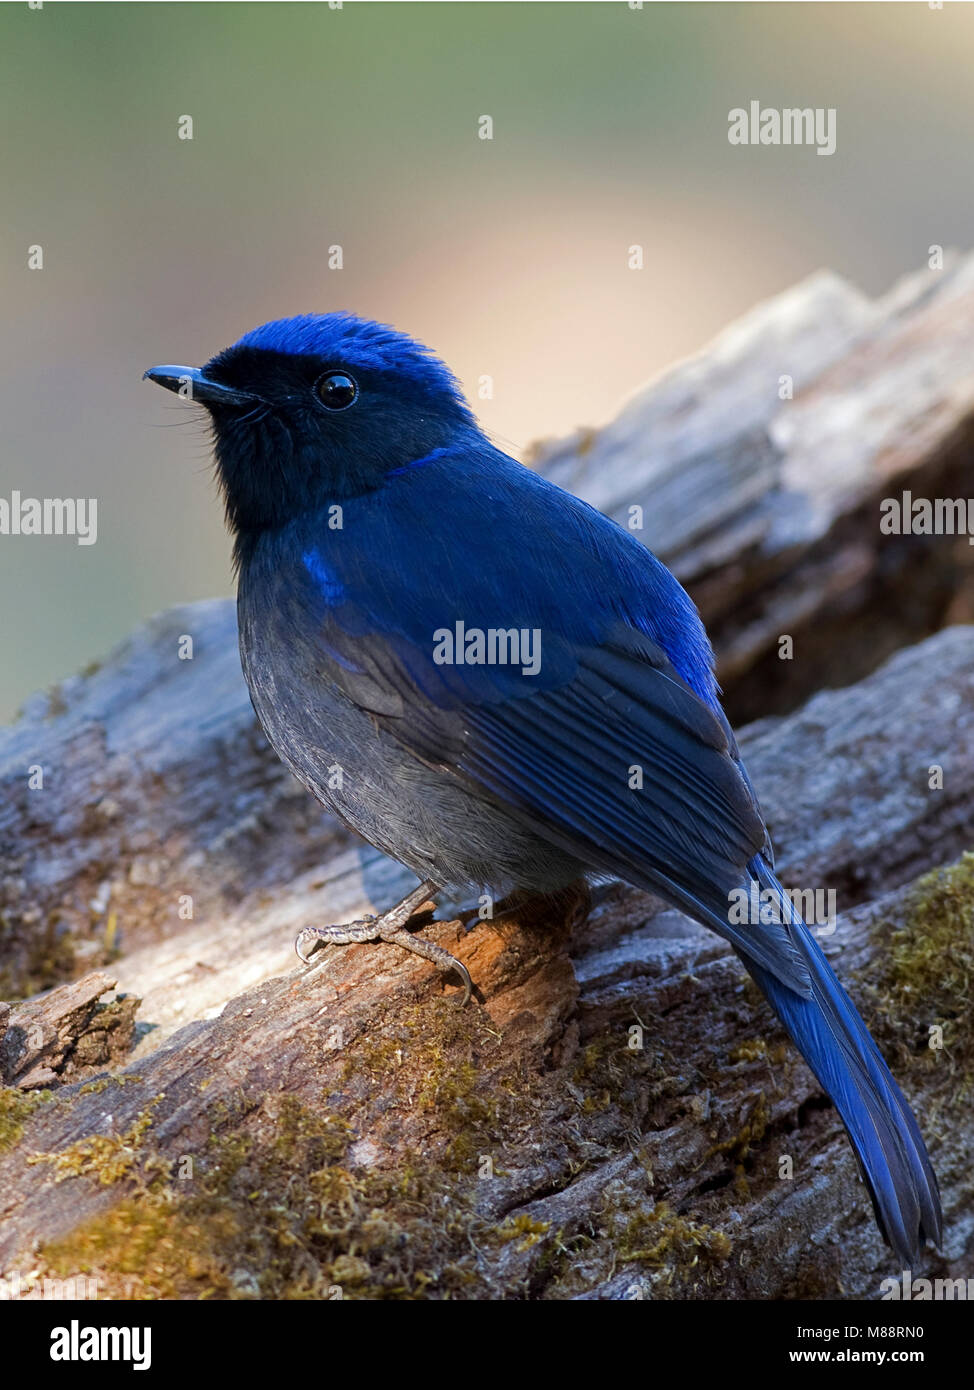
78 1074 144 1096
887 854 974 1049
618 1202 732 1269
42 1196 239 1301
491 1214 551 1251
35 985 739 1300
416 1048 498 1167
843 851 974 1161
39 1092 490 1301
572 1040 616 1113
338 1001 504 1173
339 1030 404 1086
0 1087 55 1152
27 1102 161 1185
708 1093 770 1164
536 1175 733 1299
269 1092 350 1166
572 1038 614 1083
36 981 567 1301
570 1029 679 1124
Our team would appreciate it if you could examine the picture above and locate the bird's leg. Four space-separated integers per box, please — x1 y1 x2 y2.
294 881 473 1006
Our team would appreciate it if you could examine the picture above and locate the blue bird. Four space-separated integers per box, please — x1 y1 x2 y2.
145 312 941 1265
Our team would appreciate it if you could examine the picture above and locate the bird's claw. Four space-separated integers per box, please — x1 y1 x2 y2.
431 949 472 1007
294 899 473 1005
294 928 324 965
294 916 378 964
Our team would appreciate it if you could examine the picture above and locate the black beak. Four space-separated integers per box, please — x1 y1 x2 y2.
143 365 258 408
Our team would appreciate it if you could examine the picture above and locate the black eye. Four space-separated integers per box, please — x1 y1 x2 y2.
316 371 358 410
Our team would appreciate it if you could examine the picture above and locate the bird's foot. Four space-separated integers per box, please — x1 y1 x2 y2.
294 882 473 1006
295 916 382 954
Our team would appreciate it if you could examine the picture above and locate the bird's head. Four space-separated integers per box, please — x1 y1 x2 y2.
145 312 476 536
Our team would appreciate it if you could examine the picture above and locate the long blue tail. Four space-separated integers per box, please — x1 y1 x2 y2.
740 858 942 1266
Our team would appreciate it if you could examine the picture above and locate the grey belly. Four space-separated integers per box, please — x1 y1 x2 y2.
237 609 585 896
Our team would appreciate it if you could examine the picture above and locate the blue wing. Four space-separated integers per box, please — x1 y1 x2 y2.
266 441 809 992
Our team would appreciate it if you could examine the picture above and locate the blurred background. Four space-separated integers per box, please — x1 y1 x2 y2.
2 0 973 721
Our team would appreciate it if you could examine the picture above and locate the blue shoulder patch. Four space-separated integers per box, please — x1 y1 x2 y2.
301 549 345 606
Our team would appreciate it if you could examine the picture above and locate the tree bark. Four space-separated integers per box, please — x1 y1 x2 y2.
532 254 974 725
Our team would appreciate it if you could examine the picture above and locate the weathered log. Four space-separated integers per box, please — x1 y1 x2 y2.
531 254 974 724
1 620 971 1299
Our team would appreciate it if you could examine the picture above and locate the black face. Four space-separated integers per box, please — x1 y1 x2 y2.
146 316 476 541
188 343 471 535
